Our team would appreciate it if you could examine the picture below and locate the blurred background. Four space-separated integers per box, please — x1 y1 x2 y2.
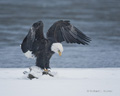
0 0 120 68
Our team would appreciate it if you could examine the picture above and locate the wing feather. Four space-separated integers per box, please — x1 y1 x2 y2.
47 20 91 44
21 21 45 57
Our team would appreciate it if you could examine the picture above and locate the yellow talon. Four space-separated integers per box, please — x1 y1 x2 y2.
44 69 48 72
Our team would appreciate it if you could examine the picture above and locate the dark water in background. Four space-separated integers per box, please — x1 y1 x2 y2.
0 0 120 68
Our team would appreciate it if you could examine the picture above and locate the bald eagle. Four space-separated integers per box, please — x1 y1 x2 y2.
21 20 90 72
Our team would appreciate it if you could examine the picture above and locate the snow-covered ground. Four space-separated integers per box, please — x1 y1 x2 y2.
0 68 120 96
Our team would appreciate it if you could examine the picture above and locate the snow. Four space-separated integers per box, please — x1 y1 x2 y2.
0 68 120 96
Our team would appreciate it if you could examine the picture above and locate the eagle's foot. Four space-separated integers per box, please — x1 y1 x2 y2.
42 69 54 77
42 69 50 74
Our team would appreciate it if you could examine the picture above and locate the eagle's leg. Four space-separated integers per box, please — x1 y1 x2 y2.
42 61 51 74
45 61 50 69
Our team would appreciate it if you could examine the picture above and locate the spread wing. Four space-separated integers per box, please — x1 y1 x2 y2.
21 21 45 58
47 20 91 45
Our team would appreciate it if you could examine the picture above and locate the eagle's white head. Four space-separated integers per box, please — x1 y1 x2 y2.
51 43 63 56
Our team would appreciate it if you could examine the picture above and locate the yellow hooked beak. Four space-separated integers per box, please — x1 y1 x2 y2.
58 50 62 56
